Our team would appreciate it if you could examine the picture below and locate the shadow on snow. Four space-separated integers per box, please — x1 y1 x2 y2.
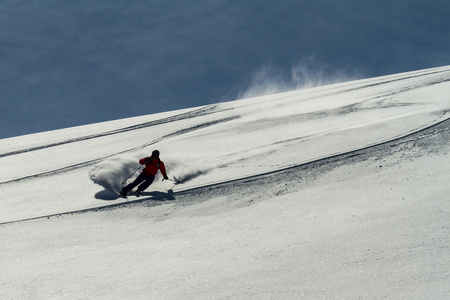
95 189 175 201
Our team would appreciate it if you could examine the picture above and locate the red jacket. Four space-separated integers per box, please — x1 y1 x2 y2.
139 157 167 178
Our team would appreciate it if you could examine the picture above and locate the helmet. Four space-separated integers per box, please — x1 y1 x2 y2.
152 150 160 158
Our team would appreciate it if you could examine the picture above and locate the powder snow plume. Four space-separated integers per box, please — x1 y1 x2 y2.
89 156 141 193
162 155 217 184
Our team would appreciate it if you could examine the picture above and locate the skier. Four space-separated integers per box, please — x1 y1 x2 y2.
119 150 169 197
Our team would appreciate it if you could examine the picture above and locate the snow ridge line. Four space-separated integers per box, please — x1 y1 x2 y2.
1 114 448 226
334 67 450 94
246 67 450 110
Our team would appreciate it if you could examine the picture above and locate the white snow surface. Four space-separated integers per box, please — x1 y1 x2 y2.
1 66 449 299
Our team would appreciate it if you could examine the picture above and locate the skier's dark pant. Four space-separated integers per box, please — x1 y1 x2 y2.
122 173 154 194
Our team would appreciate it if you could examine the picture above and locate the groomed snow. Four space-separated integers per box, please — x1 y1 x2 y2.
0 66 449 299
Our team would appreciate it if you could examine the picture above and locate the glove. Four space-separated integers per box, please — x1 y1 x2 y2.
163 176 169 180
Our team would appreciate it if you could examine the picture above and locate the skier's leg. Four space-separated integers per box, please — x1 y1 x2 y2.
122 173 146 194
137 175 155 192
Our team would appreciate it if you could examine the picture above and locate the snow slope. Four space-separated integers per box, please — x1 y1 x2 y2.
0 66 449 299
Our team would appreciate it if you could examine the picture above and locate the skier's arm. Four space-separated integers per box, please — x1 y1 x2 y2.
139 157 150 165
159 161 169 179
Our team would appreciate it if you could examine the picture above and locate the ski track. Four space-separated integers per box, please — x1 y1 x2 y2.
0 116 240 185
1 116 448 226
0 105 232 158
